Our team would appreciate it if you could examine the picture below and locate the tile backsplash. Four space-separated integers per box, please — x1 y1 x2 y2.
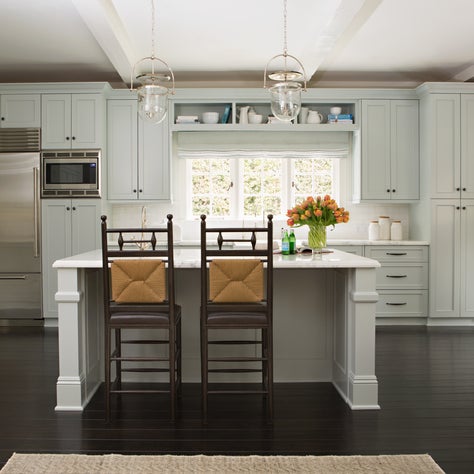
109 202 410 242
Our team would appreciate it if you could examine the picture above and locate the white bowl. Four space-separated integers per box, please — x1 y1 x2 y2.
202 112 219 124
249 114 263 124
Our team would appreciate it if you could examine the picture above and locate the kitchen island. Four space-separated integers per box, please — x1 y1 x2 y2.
53 248 381 412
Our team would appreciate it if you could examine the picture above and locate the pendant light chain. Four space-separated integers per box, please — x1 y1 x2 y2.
283 0 288 57
150 0 156 73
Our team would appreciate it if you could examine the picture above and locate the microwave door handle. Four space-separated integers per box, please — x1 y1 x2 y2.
33 167 40 258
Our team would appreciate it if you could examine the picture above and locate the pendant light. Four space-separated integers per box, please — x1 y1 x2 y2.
263 0 307 122
130 0 175 124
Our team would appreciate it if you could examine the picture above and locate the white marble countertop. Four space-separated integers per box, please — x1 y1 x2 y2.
53 248 381 270
175 239 429 247
327 239 429 246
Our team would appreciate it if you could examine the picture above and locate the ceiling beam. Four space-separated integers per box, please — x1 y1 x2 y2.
71 0 133 86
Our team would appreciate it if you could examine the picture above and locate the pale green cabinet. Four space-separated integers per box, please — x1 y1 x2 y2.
0 94 40 127
426 94 474 199
429 199 474 319
41 94 104 149
360 99 419 201
107 99 170 201
41 199 101 320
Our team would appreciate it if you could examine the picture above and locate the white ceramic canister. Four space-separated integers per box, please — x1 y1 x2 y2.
368 221 380 241
378 216 391 240
390 220 403 241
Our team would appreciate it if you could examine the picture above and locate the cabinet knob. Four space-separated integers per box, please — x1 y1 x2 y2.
72 136 76 140
463 188 467 191
66 206 70 210
66 137 70 141
139 189 143 193
72 206 76 211
456 187 460 191
462 206 466 210
1 117 4 121
392 189 396 193
456 206 460 210
133 189 137 193
386 189 390 193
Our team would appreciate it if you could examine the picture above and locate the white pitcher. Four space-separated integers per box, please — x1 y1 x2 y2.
307 110 324 124
239 106 250 124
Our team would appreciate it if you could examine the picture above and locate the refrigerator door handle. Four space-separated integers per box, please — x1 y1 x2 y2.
33 167 40 258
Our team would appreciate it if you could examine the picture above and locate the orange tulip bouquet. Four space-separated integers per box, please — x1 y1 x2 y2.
286 195 349 252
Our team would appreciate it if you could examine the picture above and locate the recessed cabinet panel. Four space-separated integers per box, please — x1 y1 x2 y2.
430 200 460 318
391 100 419 200
107 100 138 199
361 100 391 200
430 94 460 198
460 95 474 199
460 200 474 317
0 94 41 128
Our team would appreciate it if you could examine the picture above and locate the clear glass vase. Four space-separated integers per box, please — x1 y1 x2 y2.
308 224 327 257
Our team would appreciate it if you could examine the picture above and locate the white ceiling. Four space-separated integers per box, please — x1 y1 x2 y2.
1 0 474 89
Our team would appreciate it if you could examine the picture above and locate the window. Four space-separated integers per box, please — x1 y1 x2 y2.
187 156 340 219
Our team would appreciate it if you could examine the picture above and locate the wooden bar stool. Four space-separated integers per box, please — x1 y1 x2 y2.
100 214 181 421
200 214 274 421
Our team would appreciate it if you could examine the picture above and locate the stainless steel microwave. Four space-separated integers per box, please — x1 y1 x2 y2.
41 149 101 198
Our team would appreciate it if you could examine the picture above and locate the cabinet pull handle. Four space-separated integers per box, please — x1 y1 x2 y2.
66 137 70 140
72 207 76 211
392 189 396 193
1 117 4 121
456 187 460 191
139 189 143 193
386 252 407 256
462 206 466 210
386 302 407 306
386 189 390 193
456 206 460 210
72 136 76 140
133 189 137 193
0 275 27 280
463 188 467 191
386 274 407 278
66 206 70 210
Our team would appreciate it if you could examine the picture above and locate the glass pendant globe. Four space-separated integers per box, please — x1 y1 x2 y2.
269 82 302 122
137 84 168 124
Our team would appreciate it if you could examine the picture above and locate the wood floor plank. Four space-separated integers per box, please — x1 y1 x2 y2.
0 326 473 473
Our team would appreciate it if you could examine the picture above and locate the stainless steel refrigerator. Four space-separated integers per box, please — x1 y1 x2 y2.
0 129 41 321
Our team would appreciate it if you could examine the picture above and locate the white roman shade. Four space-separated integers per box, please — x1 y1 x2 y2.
176 131 349 159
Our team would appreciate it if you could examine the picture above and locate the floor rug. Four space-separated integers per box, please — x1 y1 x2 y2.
0 453 445 473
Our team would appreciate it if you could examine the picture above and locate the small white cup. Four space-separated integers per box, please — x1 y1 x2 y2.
330 106 342 115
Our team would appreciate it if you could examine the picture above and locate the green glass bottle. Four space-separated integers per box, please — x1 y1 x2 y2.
281 228 290 255
289 229 296 254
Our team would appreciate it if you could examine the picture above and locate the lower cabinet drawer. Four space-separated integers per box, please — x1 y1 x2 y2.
375 263 428 289
376 290 428 317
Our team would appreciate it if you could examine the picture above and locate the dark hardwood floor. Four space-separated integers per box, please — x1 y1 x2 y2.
1 325 473 473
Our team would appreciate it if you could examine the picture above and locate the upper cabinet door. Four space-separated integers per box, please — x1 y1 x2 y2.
390 100 419 200
42 94 103 149
460 94 474 199
71 94 103 149
107 100 138 200
429 94 461 198
0 94 41 128
41 94 71 149
139 120 170 201
361 100 391 200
